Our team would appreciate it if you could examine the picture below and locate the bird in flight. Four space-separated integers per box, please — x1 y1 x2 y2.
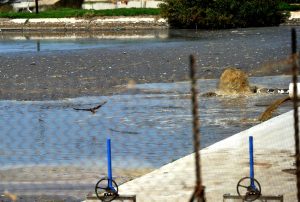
73 101 107 114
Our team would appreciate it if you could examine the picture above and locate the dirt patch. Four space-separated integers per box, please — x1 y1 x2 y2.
282 168 296 175
0 165 153 183
254 162 272 168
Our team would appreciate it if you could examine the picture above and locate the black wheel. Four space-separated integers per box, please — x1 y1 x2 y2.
237 177 261 201
95 177 119 202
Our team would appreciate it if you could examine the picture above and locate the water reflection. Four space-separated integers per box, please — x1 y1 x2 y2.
0 26 298 53
0 30 170 53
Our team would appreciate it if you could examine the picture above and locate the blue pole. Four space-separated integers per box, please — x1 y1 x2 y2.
249 136 255 188
107 138 113 189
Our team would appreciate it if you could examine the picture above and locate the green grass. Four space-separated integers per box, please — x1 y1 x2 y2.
279 2 300 11
0 8 161 18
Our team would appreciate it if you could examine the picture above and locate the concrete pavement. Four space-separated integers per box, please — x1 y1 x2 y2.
87 109 298 201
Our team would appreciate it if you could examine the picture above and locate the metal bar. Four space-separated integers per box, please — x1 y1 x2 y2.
107 138 113 189
35 0 39 14
36 40 40 52
87 194 136 202
223 193 283 201
189 55 205 202
249 136 255 188
292 28 300 202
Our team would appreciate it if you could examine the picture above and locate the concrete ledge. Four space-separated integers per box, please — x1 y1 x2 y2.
86 194 136 202
223 193 284 202
0 16 168 31
117 110 298 201
1 16 300 30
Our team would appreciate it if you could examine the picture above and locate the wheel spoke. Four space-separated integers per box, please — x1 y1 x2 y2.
97 185 108 190
238 184 249 189
237 177 261 201
95 178 119 201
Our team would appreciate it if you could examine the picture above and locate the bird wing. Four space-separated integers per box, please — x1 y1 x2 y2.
73 108 91 111
92 101 107 110
73 101 107 111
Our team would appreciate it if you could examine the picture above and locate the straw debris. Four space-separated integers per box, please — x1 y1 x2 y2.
258 96 291 122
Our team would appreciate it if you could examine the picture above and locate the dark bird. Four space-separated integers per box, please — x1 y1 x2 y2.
73 101 107 114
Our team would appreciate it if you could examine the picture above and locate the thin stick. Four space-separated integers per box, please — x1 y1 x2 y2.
189 55 205 202
292 28 300 201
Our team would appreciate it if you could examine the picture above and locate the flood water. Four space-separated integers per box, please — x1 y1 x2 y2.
0 76 293 170
0 26 300 200
0 26 294 58
0 30 169 53
0 27 297 195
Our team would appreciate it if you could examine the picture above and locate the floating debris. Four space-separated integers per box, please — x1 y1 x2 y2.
217 67 252 95
258 96 291 122
201 92 217 97
256 88 289 94
109 128 139 135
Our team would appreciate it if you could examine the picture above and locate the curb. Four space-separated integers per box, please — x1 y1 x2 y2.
0 16 169 31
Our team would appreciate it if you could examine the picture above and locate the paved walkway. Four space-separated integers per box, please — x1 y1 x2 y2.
95 110 298 201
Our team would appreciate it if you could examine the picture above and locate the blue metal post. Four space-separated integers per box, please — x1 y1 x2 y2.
249 136 255 188
107 138 113 189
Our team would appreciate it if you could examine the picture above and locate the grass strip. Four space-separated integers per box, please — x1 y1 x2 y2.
0 8 161 18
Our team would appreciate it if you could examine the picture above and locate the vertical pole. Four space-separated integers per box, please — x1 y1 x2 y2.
35 0 39 14
36 40 40 52
107 138 113 189
249 136 255 188
291 28 300 201
189 55 205 202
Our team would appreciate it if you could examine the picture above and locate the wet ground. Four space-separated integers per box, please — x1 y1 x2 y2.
0 26 297 100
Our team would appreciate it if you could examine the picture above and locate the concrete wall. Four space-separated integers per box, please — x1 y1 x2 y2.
11 0 59 12
82 0 163 9
0 16 168 31
11 0 163 11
